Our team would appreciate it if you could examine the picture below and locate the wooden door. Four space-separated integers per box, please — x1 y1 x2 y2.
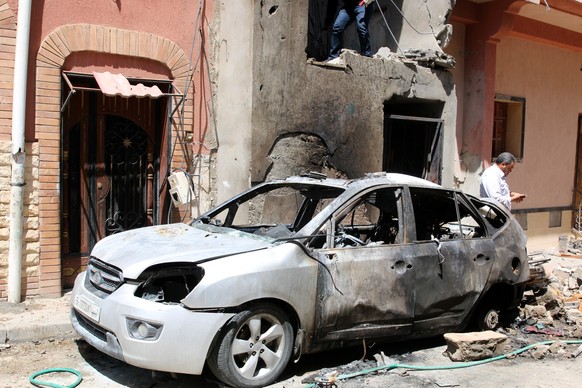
61 85 167 288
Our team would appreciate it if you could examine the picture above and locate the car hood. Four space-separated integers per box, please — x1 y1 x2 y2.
90 223 273 279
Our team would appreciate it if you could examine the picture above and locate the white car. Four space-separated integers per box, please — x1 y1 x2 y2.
71 172 529 387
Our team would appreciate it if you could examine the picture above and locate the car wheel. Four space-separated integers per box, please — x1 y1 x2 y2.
477 306 500 331
208 304 294 388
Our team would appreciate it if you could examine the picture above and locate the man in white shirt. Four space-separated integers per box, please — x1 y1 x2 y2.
479 152 526 210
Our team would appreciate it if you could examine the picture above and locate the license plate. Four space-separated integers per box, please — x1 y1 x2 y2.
74 294 101 322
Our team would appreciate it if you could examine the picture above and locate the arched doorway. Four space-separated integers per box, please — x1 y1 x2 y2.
34 24 192 296
61 73 171 288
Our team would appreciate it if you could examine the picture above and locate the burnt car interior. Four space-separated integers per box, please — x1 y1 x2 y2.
306 187 404 249
410 188 488 241
333 187 403 247
195 181 511 250
470 197 508 231
196 183 345 239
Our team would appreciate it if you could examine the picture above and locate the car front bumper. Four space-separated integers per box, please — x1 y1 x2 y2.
70 272 234 375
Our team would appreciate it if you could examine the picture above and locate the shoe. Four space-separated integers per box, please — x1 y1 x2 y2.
325 57 344 65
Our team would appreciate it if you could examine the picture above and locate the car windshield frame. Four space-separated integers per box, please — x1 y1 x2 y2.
190 179 347 240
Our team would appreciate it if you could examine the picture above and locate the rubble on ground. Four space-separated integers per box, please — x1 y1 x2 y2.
519 244 582 341
491 240 582 361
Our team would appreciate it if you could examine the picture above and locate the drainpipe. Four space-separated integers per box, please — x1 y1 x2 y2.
8 0 32 303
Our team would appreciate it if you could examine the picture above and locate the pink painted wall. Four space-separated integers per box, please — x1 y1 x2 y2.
7 0 215 148
450 0 582 209
495 37 582 208
35 0 204 46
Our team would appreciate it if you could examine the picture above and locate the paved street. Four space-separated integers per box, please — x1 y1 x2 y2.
2 334 582 387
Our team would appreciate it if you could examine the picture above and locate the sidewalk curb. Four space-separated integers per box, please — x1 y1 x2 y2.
0 294 78 345
1 318 76 344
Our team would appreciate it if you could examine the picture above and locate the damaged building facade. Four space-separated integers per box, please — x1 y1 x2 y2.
0 0 581 300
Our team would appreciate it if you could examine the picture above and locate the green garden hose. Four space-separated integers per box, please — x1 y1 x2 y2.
304 339 582 387
29 367 82 388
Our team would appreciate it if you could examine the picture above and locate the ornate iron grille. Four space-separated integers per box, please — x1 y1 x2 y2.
105 117 149 235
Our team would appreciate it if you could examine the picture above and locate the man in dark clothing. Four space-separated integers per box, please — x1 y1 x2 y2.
327 0 376 60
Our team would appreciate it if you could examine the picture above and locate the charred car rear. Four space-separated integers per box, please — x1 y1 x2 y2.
71 172 528 387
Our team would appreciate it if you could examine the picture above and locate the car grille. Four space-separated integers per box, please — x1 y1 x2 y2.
85 258 124 295
73 309 108 342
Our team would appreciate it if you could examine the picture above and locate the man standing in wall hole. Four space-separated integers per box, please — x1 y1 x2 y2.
327 0 376 60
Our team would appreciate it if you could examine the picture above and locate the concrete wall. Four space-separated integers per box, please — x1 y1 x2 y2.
243 0 458 190
446 21 466 188
214 0 254 205
0 142 39 299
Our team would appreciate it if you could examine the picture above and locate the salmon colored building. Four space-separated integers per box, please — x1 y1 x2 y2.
449 0 582 250
0 0 216 300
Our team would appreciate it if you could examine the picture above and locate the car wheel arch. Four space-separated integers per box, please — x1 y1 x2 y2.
470 282 523 330
206 300 300 387
206 298 303 359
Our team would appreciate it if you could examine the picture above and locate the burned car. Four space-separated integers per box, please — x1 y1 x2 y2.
70 172 529 387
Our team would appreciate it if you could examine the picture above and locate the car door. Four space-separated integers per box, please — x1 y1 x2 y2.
408 187 495 333
312 187 415 342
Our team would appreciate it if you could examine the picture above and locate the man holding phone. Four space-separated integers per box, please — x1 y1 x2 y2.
480 152 526 210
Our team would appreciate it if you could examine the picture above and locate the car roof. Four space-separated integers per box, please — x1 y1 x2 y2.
276 172 442 190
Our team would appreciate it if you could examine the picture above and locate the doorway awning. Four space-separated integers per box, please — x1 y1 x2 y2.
61 71 183 112
93 71 164 98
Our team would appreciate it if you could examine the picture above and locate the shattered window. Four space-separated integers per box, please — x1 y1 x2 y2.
247 188 303 225
310 187 403 248
410 188 486 241
196 183 344 239
469 197 508 232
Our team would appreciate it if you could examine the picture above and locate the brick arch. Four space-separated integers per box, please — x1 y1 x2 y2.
35 24 192 296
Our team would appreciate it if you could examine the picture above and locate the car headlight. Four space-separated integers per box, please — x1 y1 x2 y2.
135 264 205 303
126 318 163 340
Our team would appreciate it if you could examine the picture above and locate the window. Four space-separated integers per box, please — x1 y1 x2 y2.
198 183 344 239
469 197 508 232
310 187 403 248
493 95 525 159
410 188 486 241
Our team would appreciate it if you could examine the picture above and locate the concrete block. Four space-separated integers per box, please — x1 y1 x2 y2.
531 344 550 359
444 331 508 361
524 304 554 324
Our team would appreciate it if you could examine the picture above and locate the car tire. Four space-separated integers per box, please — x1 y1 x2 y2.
208 304 294 388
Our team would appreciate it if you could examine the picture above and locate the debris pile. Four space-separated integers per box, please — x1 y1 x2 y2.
372 47 456 69
402 48 456 69
518 252 582 334
498 245 582 360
